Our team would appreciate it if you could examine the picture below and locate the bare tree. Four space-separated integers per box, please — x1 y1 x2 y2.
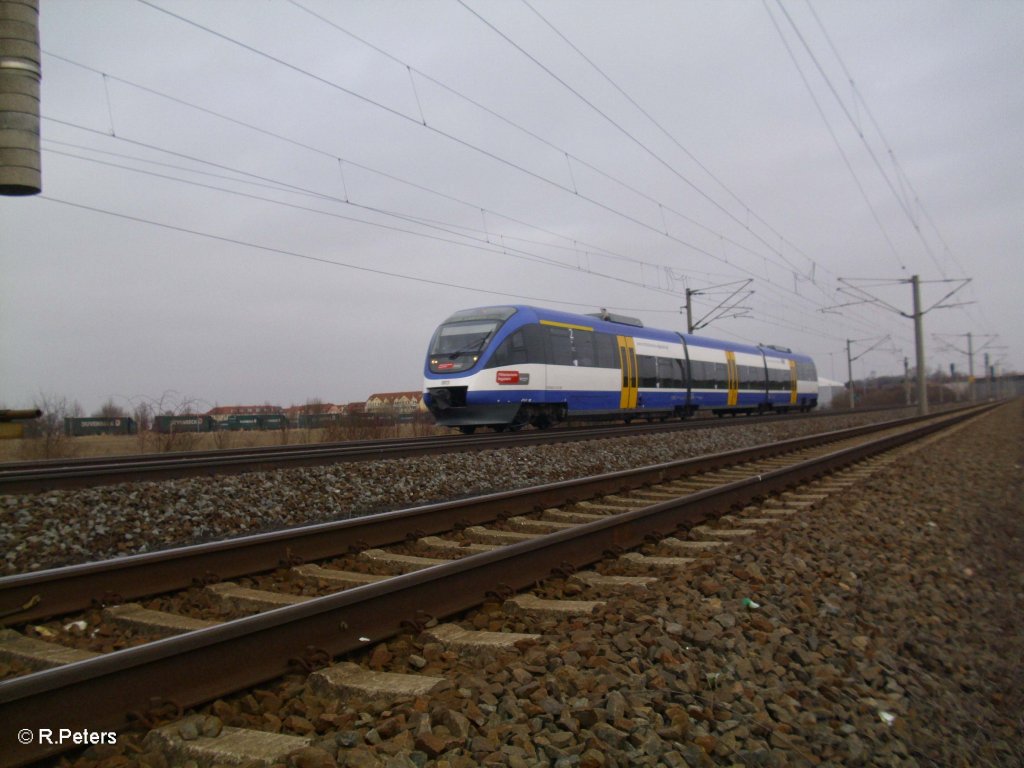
132 400 153 452
300 398 326 443
145 391 205 453
94 398 128 418
22 392 78 459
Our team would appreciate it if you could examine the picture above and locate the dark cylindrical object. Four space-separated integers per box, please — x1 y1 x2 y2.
0 408 42 421
0 0 41 195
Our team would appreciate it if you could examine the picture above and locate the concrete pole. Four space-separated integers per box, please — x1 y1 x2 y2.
846 339 855 409
967 332 975 402
904 356 911 406
912 275 928 415
0 0 41 195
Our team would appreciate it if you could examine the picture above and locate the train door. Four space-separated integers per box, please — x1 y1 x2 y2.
680 336 693 414
789 359 798 406
617 336 638 408
725 350 739 407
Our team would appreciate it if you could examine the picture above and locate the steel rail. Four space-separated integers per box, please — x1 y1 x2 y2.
0 403 995 767
0 407 963 626
0 406 908 494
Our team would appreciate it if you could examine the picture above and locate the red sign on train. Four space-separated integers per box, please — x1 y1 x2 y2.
496 370 520 384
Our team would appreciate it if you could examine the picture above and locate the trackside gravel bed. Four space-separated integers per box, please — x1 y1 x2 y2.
46 401 1024 768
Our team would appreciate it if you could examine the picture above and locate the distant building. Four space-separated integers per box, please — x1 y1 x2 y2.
816 378 846 408
365 391 424 416
283 402 346 429
283 403 337 419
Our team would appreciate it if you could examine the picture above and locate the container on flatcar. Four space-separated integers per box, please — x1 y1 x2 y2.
259 414 288 430
153 414 212 434
296 413 340 429
225 414 260 431
63 417 137 436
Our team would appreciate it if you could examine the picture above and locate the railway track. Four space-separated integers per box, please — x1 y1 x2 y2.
0 403 993 766
0 406 908 494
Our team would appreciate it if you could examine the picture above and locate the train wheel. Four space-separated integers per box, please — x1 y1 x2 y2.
458 426 476 435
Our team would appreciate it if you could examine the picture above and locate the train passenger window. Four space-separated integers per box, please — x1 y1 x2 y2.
691 360 725 388
594 333 618 368
488 331 527 368
638 355 658 387
658 358 684 388
797 361 817 381
544 326 575 366
486 324 543 368
739 364 765 390
713 362 728 388
573 329 597 367
689 360 706 388
768 367 790 390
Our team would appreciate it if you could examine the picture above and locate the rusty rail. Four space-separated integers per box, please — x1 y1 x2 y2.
0 406 906 494
0 407 965 626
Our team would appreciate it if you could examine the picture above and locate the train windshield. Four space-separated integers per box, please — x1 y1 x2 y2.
428 307 516 373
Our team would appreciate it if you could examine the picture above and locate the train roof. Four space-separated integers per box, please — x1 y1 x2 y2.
509 305 682 343
450 305 813 362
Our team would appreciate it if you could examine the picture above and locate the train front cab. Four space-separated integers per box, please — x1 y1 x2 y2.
423 306 528 430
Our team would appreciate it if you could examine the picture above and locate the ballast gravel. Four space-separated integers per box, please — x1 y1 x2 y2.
31 402 1024 768
3 410 917 575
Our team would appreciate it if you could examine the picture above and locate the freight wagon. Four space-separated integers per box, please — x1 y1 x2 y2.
64 417 137 436
153 415 215 434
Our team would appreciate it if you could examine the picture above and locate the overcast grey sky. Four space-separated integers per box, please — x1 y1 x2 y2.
2 0 1021 414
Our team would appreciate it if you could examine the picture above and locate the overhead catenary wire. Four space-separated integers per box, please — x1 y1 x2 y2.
802 0 994 337
133 0 749 274
287 3 904 340
42 53 700 284
40 141 689 299
772 0 982 299
46 3 913 370
763 0 909 273
288 0 808 287
35 194 656 312
259 2 837 303
512 0 902 345
43 129 894 350
288 0 862 322
456 0 813 280
519 0 831 287
446 1 898 343
44 27 894 346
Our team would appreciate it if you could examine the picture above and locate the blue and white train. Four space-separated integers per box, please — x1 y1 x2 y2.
423 305 818 432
